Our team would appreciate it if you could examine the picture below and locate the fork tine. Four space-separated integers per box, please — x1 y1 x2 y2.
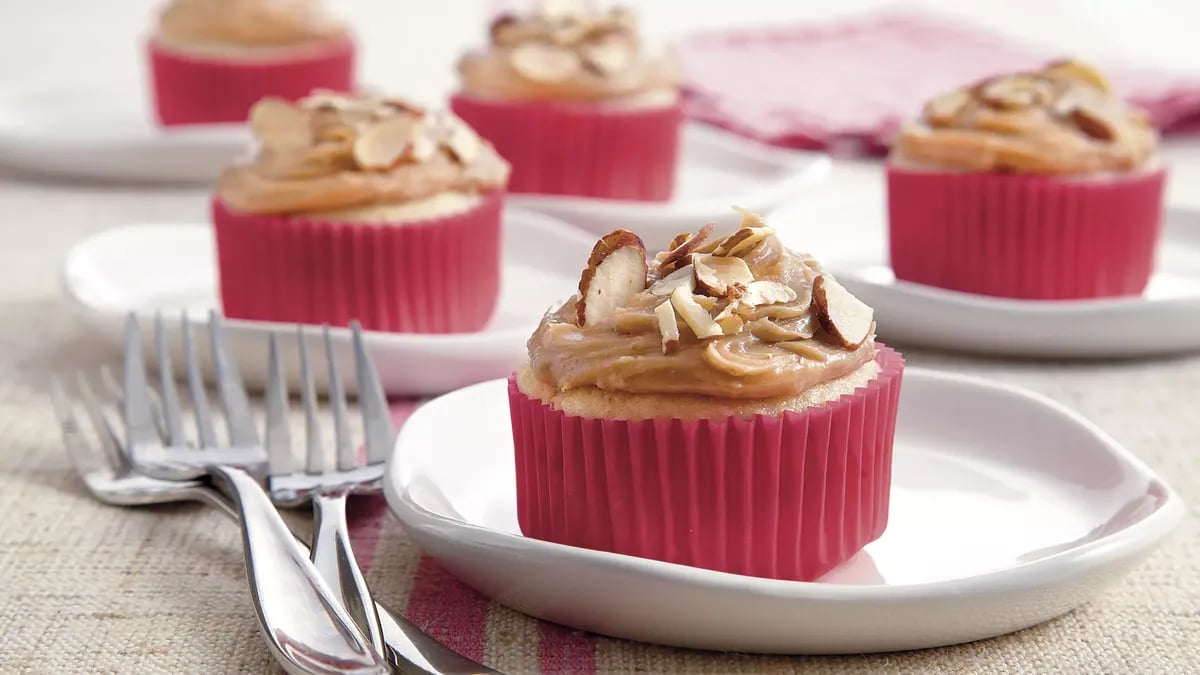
351 321 394 465
298 327 325 474
155 312 187 446
74 372 127 472
122 314 162 449
51 376 115 478
208 311 259 447
324 325 355 471
182 314 218 448
265 333 294 476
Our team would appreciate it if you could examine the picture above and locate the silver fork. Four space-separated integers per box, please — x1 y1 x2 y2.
51 376 499 675
119 313 389 675
264 324 392 657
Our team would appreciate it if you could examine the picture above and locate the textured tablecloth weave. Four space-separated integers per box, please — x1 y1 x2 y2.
0 172 1197 673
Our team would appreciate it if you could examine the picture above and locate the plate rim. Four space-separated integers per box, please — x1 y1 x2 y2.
384 368 1185 602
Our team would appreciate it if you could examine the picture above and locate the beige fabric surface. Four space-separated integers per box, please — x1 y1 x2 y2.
0 165 1197 675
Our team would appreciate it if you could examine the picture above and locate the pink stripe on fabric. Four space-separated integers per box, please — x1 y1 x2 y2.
405 557 491 663
539 622 596 675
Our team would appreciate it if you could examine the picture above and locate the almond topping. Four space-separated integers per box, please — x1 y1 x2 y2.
659 223 714 273
539 0 587 20
733 206 767 229
716 312 744 335
250 98 311 148
576 229 647 326
980 77 1042 110
1043 59 1111 93
740 280 796 307
510 42 581 84
444 121 481 164
1069 104 1116 141
669 286 722 339
713 226 774 257
353 116 422 170
582 36 634 75
812 275 874 349
924 90 970 126
649 264 695 296
692 254 755 298
654 300 680 354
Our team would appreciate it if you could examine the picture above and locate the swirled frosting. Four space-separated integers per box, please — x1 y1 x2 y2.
154 0 348 53
457 3 679 103
891 60 1159 174
524 214 878 418
216 92 510 216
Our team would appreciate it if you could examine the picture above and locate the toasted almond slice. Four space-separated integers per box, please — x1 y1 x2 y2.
924 90 970 126
670 286 722 339
510 42 581 84
649 264 695 296
576 229 647 326
353 116 421 170
1070 104 1116 141
692 254 755 298
1043 59 1111 93
733 206 767 229
716 312 744 335
581 36 634 75
980 76 1041 109
668 231 692 250
539 0 587 20
812 275 874 349
444 121 481 164
740 280 797 307
250 98 311 147
382 98 426 117
654 300 681 354
659 223 714 273
410 134 439 162
713 226 775 257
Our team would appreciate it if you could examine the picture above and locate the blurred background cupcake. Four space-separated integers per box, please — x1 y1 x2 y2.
510 215 903 581
147 0 356 126
887 60 1166 300
212 91 510 333
453 1 682 201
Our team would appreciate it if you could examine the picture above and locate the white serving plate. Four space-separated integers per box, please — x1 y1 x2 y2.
509 123 830 251
0 85 249 184
768 199 1200 358
60 208 594 396
384 373 1182 654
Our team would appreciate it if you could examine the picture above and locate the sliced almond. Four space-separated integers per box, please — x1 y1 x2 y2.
740 280 797 308
576 229 647 326
667 231 692 250
510 42 581 84
1069 104 1116 141
716 312 744 335
980 77 1041 109
692 254 755 298
1043 59 1111 93
353 116 421 170
659 223 714 273
654 300 681 354
382 98 426 117
649 264 695 296
250 98 311 148
713 226 774 257
732 206 767 229
539 0 587 20
581 36 634 75
924 90 970 126
443 121 482 164
812 275 874 349
410 134 439 162
670 286 722 339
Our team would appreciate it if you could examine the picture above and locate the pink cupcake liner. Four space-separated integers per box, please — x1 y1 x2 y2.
887 165 1166 300
450 94 682 201
212 191 503 333
509 346 904 582
147 38 355 126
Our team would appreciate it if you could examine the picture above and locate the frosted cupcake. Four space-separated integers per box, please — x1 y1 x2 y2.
147 0 355 126
888 60 1165 299
509 211 904 581
453 2 682 201
213 91 510 333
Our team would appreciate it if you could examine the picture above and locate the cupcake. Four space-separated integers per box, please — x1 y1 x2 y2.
452 2 682 201
147 0 355 126
212 91 511 333
509 211 904 581
888 60 1166 300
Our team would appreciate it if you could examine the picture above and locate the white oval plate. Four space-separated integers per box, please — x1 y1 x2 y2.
61 208 593 396
768 199 1200 358
0 85 249 184
509 124 830 251
385 373 1182 654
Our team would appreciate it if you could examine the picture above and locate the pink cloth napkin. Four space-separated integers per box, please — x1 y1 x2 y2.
680 11 1200 155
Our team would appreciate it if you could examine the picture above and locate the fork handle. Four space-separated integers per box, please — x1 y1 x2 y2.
311 493 385 658
211 466 389 675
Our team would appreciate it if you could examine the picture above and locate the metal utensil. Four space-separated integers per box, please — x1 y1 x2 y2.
117 313 388 675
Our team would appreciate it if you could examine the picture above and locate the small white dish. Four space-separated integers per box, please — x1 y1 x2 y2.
510 123 831 251
768 199 1200 358
0 85 249 184
384 373 1182 654
61 208 594 396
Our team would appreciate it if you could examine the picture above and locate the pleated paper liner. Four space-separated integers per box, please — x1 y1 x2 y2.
451 94 683 202
212 190 503 333
147 38 355 126
509 346 905 582
887 165 1166 300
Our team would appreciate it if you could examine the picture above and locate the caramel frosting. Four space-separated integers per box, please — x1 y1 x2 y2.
891 60 1159 174
457 2 679 103
525 212 879 412
217 92 510 216
154 0 348 52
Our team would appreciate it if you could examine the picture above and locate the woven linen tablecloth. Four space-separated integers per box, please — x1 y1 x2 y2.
0 159 1196 673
